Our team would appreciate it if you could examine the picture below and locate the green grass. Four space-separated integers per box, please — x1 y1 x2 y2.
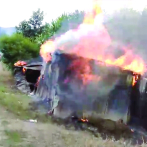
4 129 26 143
1 120 10 126
3 129 35 147
0 66 50 122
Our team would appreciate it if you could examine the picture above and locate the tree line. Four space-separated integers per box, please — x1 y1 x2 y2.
0 8 147 70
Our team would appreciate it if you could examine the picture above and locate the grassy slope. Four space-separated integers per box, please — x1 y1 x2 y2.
0 62 49 121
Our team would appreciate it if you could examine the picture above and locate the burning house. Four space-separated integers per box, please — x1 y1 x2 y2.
14 50 147 131
13 0 147 132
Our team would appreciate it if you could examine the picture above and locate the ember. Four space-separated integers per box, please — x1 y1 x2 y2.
35 75 44 87
81 118 89 122
63 114 133 138
14 61 27 66
22 67 26 73
132 73 139 86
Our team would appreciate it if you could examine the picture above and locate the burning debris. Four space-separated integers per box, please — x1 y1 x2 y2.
14 56 43 94
14 61 27 66
51 111 133 140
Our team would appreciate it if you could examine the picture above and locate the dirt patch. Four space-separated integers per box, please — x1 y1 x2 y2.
0 62 14 87
0 106 134 147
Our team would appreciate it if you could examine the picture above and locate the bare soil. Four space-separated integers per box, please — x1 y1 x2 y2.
0 106 134 147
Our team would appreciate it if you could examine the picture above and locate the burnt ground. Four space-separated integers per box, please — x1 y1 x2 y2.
0 62 147 147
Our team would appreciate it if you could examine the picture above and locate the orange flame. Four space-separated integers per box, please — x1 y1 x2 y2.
22 67 26 73
36 76 41 87
68 58 101 85
83 0 102 24
132 74 139 86
40 40 55 62
36 75 45 87
14 61 27 66
81 118 88 122
99 48 145 74
40 0 146 78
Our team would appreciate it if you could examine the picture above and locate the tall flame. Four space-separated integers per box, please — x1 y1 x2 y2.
40 40 55 62
40 0 146 75
83 0 102 24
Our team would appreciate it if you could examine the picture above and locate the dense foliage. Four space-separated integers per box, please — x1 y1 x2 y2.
0 9 84 72
15 9 45 40
0 34 39 70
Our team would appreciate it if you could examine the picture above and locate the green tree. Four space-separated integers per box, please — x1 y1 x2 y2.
0 34 39 70
16 9 45 39
35 10 84 46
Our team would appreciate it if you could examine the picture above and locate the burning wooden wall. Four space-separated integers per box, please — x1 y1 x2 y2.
13 51 147 130
35 50 135 123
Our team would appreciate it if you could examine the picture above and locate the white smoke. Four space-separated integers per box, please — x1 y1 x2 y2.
54 13 104 55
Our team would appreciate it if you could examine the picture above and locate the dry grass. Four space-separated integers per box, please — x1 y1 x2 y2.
0 62 50 121
0 62 10 75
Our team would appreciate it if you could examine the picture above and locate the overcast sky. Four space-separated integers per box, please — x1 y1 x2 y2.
0 0 147 27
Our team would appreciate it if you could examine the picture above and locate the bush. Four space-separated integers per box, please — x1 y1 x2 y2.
0 33 39 70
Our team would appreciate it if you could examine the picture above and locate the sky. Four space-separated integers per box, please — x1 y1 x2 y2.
0 0 147 27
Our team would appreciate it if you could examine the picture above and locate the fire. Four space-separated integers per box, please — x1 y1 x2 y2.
81 118 88 122
35 75 44 87
14 61 27 66
40 0 146 79
22 67 26 73
99 48 145 74
132 73 139 86
40 40 55 62
36 76 41 87
83 0 102 24
68 58 101 85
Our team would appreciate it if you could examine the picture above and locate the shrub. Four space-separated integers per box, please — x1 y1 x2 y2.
0 33 39 71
